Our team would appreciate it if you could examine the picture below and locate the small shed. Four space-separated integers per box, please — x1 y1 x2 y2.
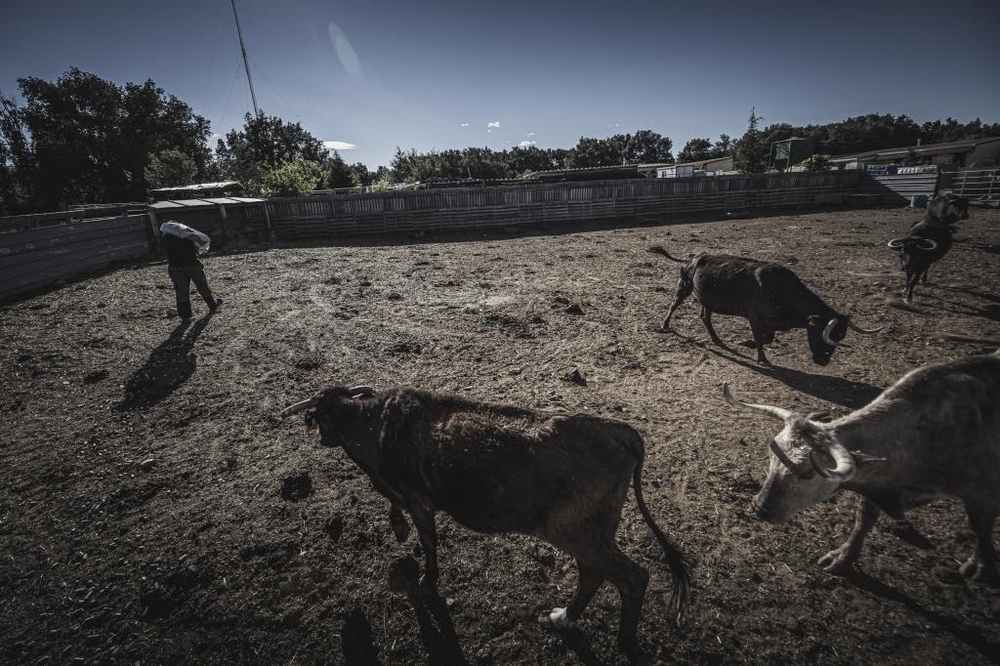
147 197 270 249
770 137 814 170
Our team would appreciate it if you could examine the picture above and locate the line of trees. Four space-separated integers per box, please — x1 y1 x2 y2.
3 68 1000 215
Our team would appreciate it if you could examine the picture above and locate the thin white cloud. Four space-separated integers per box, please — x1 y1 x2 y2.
487 121 500 128
526 132 535 137
518 140 536 148
324 140 357 151
461 123 470 127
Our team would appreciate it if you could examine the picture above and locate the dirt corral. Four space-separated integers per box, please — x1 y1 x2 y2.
2 205 999 665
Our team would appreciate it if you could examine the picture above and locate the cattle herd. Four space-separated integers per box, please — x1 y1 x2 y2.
278 193 997 662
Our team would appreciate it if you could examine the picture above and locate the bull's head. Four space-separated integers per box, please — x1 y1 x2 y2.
281 385 377 450
928 194 970 224
721 383 882 524
804 315 882 366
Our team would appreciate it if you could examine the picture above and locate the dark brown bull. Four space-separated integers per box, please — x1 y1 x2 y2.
282 385 690 660
649 246 881 366
723 350 1000 585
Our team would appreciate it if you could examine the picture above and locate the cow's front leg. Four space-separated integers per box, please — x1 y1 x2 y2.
410 508 440 591
748 319 771 365
817 497 879 575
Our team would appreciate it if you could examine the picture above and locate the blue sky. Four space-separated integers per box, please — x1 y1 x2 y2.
2 0 998 168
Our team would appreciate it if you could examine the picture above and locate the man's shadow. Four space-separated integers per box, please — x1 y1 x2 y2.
117 314 213 410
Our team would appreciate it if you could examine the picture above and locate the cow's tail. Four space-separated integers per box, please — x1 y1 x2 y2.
630 443 691 623
647 245 686 263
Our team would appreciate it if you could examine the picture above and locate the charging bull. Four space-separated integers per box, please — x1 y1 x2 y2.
281 385 690 660
649 246 881 366
722 350 1000 586
887 193 970 302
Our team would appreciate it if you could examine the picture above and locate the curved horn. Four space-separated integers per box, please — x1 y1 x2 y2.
916 238 937 251
886 238 906 249
347 385 375 398
809 440 856 482
722 382 795 422
847 320 883 334
280 397 320 417
822 318 839 347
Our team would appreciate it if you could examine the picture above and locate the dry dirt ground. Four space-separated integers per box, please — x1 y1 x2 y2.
2 205 1000 666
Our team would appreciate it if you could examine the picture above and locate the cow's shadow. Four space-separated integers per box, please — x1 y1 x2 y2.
689 336 883 408
843 570 1000 661
389 556 469 665
117 314 213 409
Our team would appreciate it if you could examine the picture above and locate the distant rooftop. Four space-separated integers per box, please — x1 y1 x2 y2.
830 137 1000 163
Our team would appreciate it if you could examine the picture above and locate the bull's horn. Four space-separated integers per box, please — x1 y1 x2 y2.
847 320 883 334
916 238 937 251
822 318 839 346
722 382 794 422
347 385 375 397
809 440 856 482
280 397 320 417
887 238 906 249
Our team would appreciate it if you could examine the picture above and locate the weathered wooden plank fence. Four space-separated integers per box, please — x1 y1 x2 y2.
1 171 869 301
253 171 862 239
0 215 152 301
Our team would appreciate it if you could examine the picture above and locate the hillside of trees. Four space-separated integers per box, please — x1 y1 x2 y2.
2 68 999 215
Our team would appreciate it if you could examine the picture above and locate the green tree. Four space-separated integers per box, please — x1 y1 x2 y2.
733 108 769 173
347 162 373 188
12 68 210 209
215 112 326 193
260 158 325 196
145 149 198 189
324 150 354 189
799 154 831 172
678 138 712 163
0 93 34 214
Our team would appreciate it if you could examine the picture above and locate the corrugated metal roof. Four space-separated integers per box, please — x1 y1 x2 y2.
149 181 241 193
149 197 265 210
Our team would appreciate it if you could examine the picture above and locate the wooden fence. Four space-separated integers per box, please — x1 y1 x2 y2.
0 215 152 301
253 171 862 239
951 168 1000 205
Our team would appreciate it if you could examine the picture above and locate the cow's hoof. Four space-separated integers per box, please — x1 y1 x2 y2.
817 549 854 576
619 640 648 665
538 607 575 630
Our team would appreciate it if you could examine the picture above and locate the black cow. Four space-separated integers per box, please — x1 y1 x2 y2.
723 349 1000 586
887 194 970 302
282 386 690 660
649 246 881 366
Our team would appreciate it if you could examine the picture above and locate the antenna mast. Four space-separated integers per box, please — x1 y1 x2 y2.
230 0 260 117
